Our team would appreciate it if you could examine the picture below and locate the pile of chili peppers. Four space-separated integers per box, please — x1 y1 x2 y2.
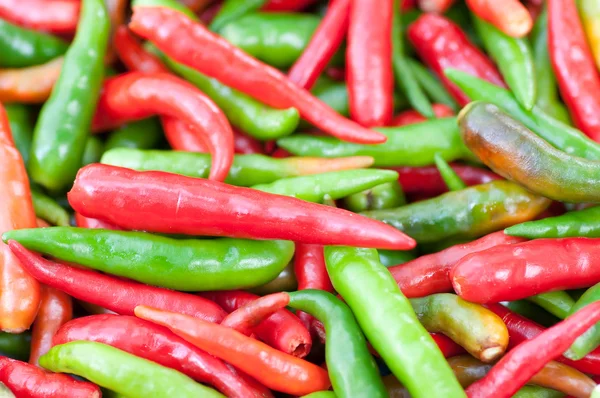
3 0 600 396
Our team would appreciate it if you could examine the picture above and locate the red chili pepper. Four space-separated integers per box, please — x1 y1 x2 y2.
0 357 100 398
92 73 234 181
288 0 350 90
74 213 121 230
452 238 600 303
408 13 505 106
129 6 387 144
417 0 455 13
487 304 600 376
114 25 169 74
135 305 331 396
29 286 72 366
68 164 416 249
201 290 312 358
262 0 319 11
221 292 290 337
430 332 466 358
467 302 600 398
232 129 264 155
548 0 600 142
0 0 79 34
389 231 525 298
7 241 227 323
53 314 272 398
466 0 533 38
390 103 455 126
346 0 394 126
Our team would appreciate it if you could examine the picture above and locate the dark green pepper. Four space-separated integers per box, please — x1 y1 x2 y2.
378 249 416 268
4 104 34 165
0 332 30 361
81 136 104 167
104 118 163 151
505 206 600 239
342 181 406 213
526 291 575 320
565 282 600 360
249 262 297 295
504 301 560 328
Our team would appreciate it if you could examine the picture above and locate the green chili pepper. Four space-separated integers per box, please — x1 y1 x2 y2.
324 246 465 398
342 181 406 213
378 249 416 267
301 392 337 398
210 0 265 32
361 181 550 243
407 59 459 112
81 137 104 167
473 16 536 110
28 0 109 192
30 188 70 227
220 12 321 69
0 19 68 68
434 153 466 191
565 282 600 360
505 206 600 239
288 290 387 398
526 291 575 320
310 77 351 117
0 332 30 361
252 169 398 203
278 118 473 167
40 341 224 397
504 301 560 328
512 385 564 398
3 227 295 291
531 7 571 124
101 148 373 187
392 1 434 118
4 104 34 166
105 118 163 151
445 69 600 160
249 262 297 295
459 101 600 202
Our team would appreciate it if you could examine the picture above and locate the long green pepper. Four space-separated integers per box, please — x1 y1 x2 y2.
434 153 466 191
565 282 600 360
505 206 600 239
526 291 575 320
342 181 406 213
105 118 164 151
4 104 34 165
30 188 70 227
28 0 109 192
210 0 266 32
407 59 459 112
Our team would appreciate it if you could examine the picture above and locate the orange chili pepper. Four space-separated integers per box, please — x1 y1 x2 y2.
466 0 533 38
0 57 63 104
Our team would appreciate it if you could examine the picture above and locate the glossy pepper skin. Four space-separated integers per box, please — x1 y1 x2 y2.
287 290 387 398
324 246 465 398
53 315 267 398
130 7 387 145
459 102 600 203
135 305 331 396
506 206 600 239
101 148 374 187
221 293 290 336
452 238 600 303
41 341 225 397
0 19 68 68
342 181 406 213
565 283 600 361
29 0 109 192
278 118 473 167
0 57 63 104
210 0 266 31
68 164 415 250
7 242 227 323
465 0 532 38
549 0 600 141
408 14 505 106
0 0 79 35
527 291 575 320
361 181 550 243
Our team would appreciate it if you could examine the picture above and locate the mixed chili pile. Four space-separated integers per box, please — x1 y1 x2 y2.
1 0 600 396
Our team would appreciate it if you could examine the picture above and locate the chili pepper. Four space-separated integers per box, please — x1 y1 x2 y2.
4 104 34 166
220 292 290 336
300 392 336 398
7 241 227 323
130 7 387 145
30 188 70 227
53 315 269 398
5 227 295 292
446 70 600 161
390 103 454 126
0 19 68 68
29 0 109 192
288 0 350 90
74 213 120 230
252 169 399 203
68 164 415 249
434 153 466 192
565 283 600 361
392 0 434 118
459 101 600 203
527 291 576 320
81 137 104 167
263 0 318 11
232 130 264 155
0 56 63 104
41 341 225 397
410 293 508 362
104 118 163 151
114 26 168 74
342 181 406 213
0 0 79 35
465 301 600 398
378 249 416 268
209 0 265 32
278 118 473 167
0 333 30 361
135 305 331 395
101 148 374 186
0 357 100 398
549 0 600 141
201 290 311 357
362 181 549 243
287 290 387 397
407 59 459 112
324 246 465 398
465 0 532 38
452 238 600 303
430 333 466 358
309 77 351 117
407 14 505 106
160 117 211 153
506 206 600 239
29 286 72 366
579 0 600 72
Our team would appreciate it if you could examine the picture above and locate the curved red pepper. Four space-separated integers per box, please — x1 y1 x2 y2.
129 6 387 144
201 290 312 358
347 0 394 126
53 314 271 398
548 0 600 142
221 292 290 337
114 25 169 74
408 13 505 106
92 72 234 181
390 103 454 126
68 164 416 249
7 241 227 323
0 0 79 34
